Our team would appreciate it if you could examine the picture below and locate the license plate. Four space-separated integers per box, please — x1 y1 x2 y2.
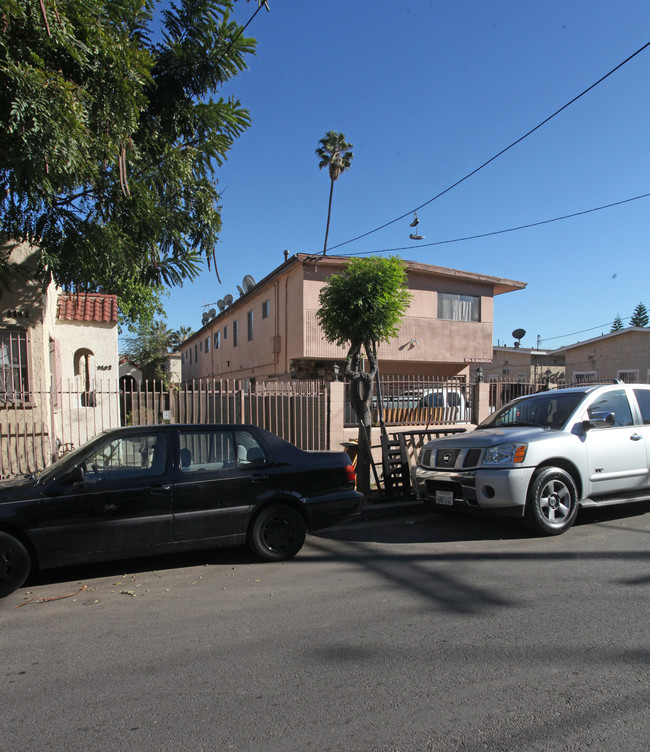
436 490 454 506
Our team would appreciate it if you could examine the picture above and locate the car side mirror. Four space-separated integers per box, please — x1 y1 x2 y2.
582 412 616 430
61 466 85 485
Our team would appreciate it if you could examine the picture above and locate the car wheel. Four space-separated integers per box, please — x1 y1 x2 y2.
247 504 307 561
0 532 31 598
524 467 579 536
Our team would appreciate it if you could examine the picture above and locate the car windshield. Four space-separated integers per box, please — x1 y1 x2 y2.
35 432 110 484
480 391 586 430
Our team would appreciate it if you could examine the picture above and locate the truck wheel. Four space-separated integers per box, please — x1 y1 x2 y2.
524 467 578 535
0 532 31 598
247 505 306 561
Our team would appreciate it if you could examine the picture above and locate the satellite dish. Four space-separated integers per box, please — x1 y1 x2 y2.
223 293 233 307
237 285 245 297
208 308 216 319
217 299 225 312
243 274 256 292
512 328 526 340
201 313 209 325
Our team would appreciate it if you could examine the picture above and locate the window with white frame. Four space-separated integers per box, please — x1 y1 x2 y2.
0 330 31 402
617 370 638 383
438 293 480 322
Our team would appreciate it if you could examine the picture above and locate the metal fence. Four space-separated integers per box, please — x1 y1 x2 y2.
1 379 327 478
345 373 473 426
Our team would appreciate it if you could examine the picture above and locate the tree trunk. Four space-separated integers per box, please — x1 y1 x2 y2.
322 178 334 254
345 342 378 498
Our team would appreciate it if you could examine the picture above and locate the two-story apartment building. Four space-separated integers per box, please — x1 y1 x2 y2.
180 254 526 382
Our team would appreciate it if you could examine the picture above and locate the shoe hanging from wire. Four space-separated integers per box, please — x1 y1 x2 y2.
409 211 425 240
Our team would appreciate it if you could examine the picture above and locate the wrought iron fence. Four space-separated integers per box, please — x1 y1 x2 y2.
1 378 327 477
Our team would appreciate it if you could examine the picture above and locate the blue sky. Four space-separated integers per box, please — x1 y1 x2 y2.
158 0 650 351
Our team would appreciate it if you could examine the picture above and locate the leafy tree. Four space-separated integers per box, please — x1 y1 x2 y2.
317 256 412 495
610 314 624 332
630 303 649 328
315 131 353 255
122 319 174 386
170 325 194 351
0 0 255 329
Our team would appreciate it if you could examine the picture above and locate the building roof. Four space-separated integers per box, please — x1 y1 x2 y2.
57 293 119 323
552 327 650 353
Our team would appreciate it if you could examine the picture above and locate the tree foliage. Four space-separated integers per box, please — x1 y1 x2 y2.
610 314 624 332
317 256 412 494
315 131 353 254
0 0 255 329
122 319 174 385
630 302 649 328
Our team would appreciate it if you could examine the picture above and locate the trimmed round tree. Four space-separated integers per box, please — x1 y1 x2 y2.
317 256 412 496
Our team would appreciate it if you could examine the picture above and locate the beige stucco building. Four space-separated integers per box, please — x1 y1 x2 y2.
554 328 650 384
180 254 526 382
1 242 120 472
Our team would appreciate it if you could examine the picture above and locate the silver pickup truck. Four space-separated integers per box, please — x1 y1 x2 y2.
412 382 650 535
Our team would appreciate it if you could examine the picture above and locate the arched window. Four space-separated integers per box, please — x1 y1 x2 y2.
74 348 95 406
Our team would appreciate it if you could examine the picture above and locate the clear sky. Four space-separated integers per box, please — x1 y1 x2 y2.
157 0 650 352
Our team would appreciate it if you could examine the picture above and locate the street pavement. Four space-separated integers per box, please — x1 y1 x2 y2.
2 500 649 752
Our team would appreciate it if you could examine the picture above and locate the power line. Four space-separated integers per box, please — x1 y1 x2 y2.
337 192 650 257
540 315 632 345
326 39 650 253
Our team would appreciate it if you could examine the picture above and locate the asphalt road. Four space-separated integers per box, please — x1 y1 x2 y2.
2 502 649 752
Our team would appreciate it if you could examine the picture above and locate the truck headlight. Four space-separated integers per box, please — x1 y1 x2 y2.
483 443 527 465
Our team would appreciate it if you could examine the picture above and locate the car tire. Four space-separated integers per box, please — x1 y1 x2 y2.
247 504 307 561
524 467 579 536
0 532 31 598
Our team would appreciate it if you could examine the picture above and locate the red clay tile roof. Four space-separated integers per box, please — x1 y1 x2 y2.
57 293 119 323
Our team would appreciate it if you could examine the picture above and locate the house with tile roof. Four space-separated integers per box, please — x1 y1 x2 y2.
1 242 120 470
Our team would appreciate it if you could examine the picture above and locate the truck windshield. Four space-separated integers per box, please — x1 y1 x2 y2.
480 391 586 430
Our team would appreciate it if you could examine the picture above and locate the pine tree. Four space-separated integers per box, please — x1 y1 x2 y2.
610 314 624 332
630 303 649 327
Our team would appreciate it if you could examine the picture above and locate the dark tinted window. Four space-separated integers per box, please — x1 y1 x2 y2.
633 389 650 424
587 389 633 427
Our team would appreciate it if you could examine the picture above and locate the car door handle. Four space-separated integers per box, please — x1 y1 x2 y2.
630 434 643 441
150 484 171 494
251 474 270 483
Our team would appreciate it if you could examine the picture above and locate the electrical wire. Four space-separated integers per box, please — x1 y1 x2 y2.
337 192 650 257
540 316 633 345
326 39 650 253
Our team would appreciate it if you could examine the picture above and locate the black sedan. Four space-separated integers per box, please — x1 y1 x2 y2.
0 424 363 597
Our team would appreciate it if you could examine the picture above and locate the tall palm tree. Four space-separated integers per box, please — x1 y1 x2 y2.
316 131 353 255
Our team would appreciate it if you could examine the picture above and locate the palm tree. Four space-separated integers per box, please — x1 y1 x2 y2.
170 325 193 351
316 131 353 254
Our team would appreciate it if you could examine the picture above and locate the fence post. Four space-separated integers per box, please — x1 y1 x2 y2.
328 380 346 451
473 381 491 425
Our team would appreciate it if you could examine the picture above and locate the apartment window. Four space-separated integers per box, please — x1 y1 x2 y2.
214 330 221 349
223 325 228 340
617 370 638 383
262 299 270 319
0 330 31 402
194 344 198 361
438 293 480 322
247 311 254 341
233 320 239 347
205 336 211 353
